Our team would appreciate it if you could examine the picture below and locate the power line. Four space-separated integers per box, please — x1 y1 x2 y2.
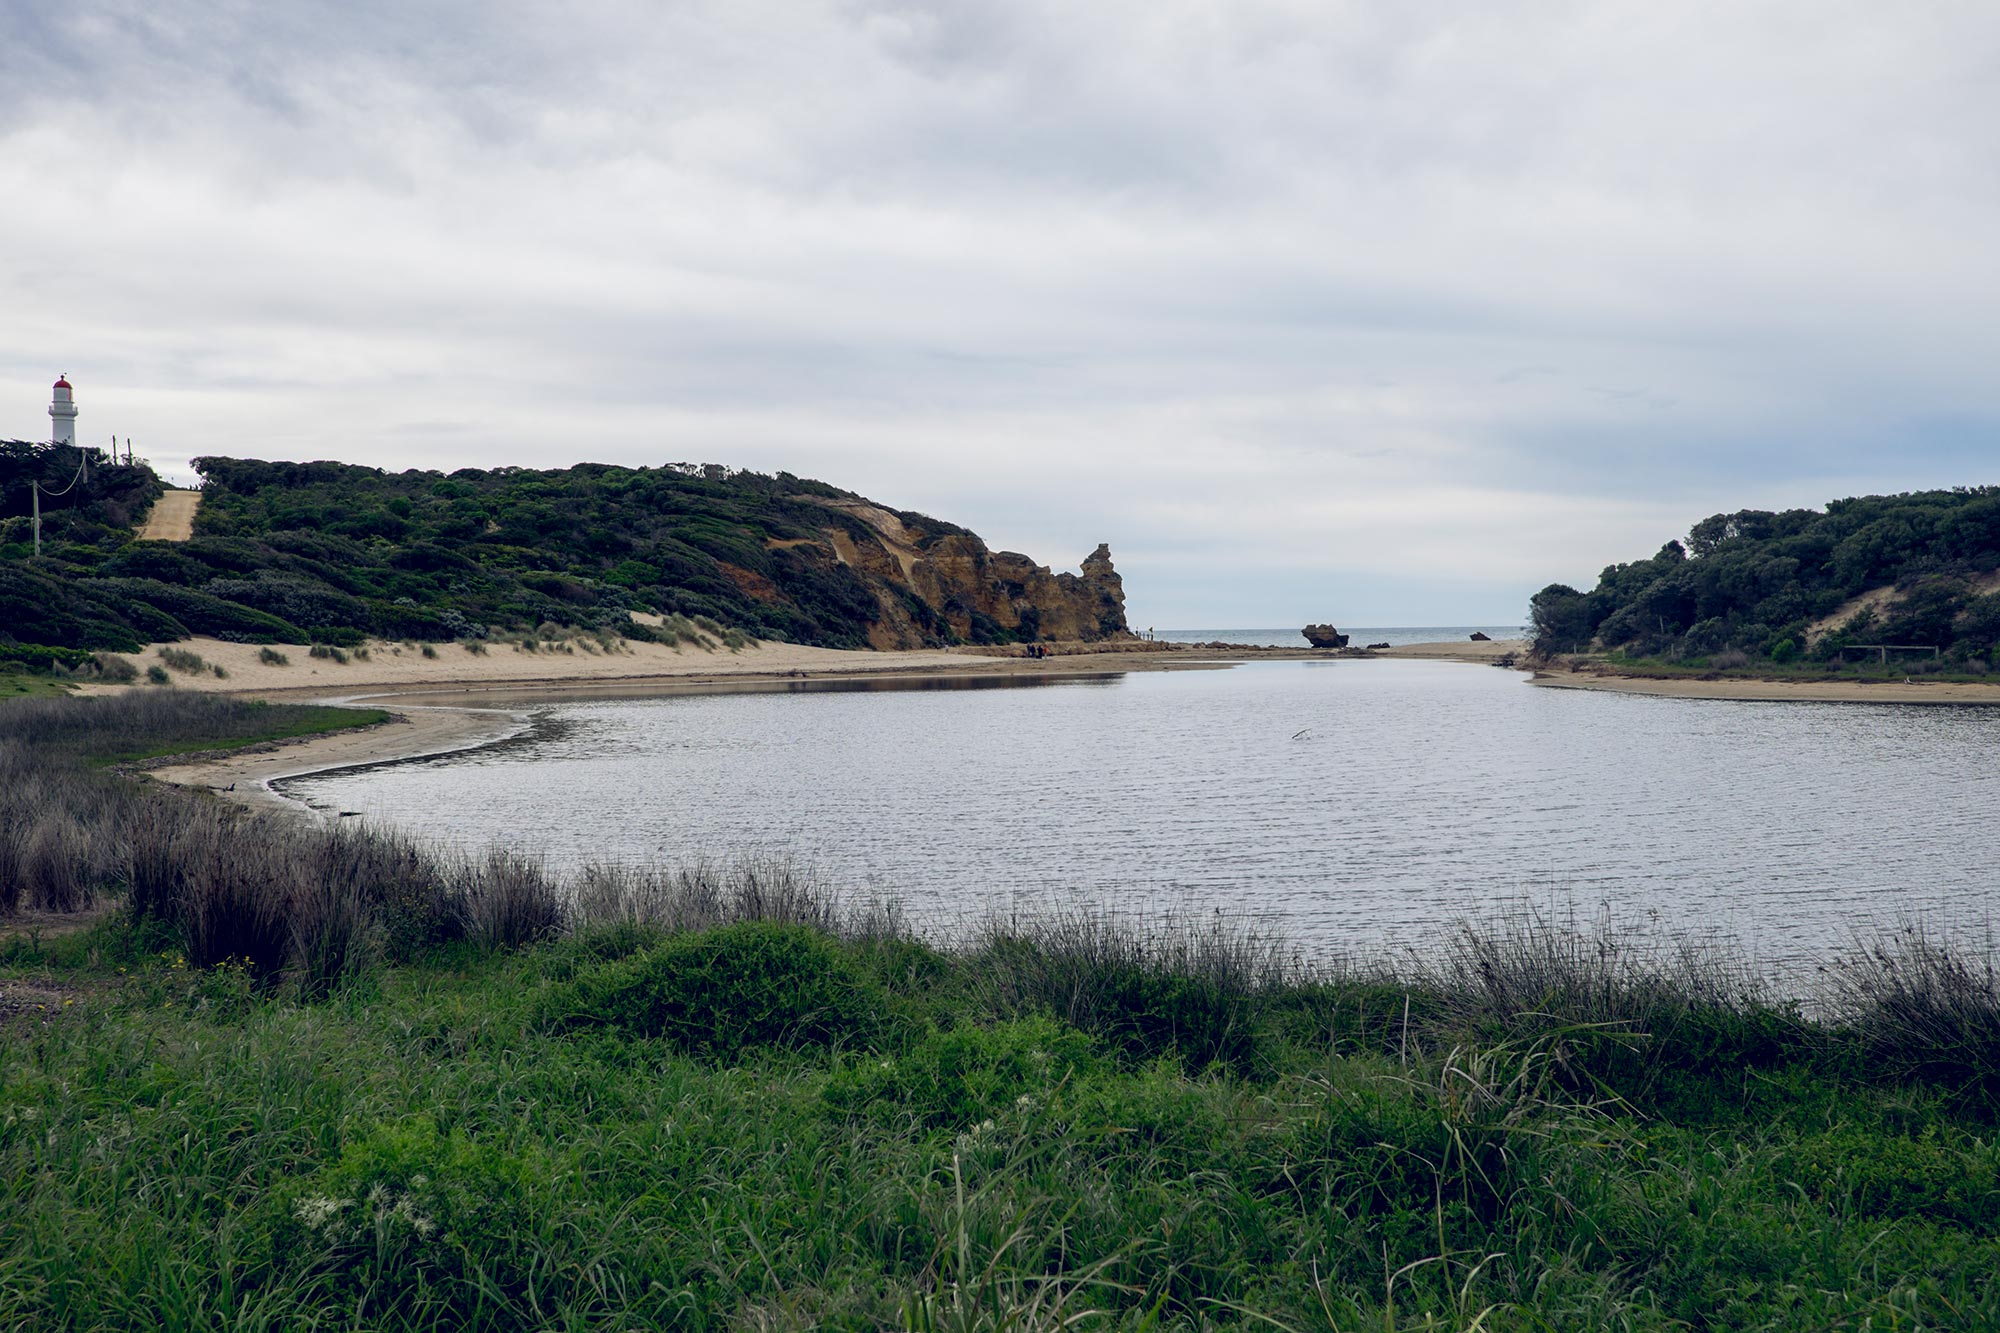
31 446 90 558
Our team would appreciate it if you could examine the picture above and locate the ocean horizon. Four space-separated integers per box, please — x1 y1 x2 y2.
1152 625 1525 648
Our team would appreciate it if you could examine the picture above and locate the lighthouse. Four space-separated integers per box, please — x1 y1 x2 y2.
48 375 77 446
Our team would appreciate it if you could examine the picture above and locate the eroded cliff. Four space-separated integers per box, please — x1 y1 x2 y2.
809 498 1131 649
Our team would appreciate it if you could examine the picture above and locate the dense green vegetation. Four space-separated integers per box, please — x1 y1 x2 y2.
6 692 2000 1329
1529 487 2000 667
1 445 978 656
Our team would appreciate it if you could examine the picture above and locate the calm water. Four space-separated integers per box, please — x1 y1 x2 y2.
285 659 2000 964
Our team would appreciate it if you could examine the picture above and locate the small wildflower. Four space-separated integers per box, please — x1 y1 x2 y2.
292 1195 351 1230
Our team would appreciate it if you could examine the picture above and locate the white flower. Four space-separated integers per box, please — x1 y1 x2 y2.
293 1195 351 1230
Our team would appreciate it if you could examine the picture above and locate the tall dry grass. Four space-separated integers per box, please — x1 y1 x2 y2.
571 856 847 935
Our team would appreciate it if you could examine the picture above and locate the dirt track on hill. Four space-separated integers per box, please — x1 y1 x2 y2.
137 489 201 541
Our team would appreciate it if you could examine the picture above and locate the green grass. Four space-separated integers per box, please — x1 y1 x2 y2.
3 917 1999 1331
0 671 74 699
88 704 389 766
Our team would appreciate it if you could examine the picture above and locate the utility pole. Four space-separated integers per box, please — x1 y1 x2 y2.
30 443 89 558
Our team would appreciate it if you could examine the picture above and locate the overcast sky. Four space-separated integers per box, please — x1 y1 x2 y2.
4 2 1996 626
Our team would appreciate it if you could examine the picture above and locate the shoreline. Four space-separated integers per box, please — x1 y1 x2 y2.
114 635 1528 807
145 705 530 815
1530 668 2000 704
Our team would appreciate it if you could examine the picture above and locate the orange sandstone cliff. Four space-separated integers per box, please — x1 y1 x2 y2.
807 497 1131 650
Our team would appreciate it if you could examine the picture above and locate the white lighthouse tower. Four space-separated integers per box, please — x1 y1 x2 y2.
48 375 78 446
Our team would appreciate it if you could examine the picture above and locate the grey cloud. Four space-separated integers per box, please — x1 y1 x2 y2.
3 1 1998 623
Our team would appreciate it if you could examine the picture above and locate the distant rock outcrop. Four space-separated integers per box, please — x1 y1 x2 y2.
811 498 1132 650
1469 631 1491 641
1302 624 1350 649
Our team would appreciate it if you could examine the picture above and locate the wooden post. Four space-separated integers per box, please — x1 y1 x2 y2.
31 480 39 557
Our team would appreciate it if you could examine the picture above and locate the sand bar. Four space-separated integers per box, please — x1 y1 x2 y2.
145 705 528 814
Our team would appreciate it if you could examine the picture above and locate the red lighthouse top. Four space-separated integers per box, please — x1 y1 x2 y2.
53 375 71 390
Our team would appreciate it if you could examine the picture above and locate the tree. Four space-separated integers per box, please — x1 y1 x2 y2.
1528 584 1595 655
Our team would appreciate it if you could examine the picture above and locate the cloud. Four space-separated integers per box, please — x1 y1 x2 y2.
2 0 1996 623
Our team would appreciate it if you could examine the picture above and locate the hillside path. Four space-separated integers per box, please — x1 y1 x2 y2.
137 489 201 541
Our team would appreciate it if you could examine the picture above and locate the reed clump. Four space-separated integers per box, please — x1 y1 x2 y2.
969 907 1292 1073
1824 923 2000 1107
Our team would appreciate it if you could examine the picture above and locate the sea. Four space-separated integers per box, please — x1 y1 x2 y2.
1151 626 1524 648
283 631 1999 973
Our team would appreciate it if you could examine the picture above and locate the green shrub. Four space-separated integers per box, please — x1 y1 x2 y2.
420 643 437 658
974 917 1277 1075
156 646 206 673
1770 637 1800 664
1086 961 1263 1073
1776 1126 2000 1229
145 664 170 685
270 1118 554 1319
308 643 348 664
0 643 94 673
540 921 889 1059
823 1015 1099 1129
89 652 138 683
258 646 289 666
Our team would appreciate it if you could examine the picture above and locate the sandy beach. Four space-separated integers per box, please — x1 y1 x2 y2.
144 705 528 815
109 634 1526 808
1530 668 2000 704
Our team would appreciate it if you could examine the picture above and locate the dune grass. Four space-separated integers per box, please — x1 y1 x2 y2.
4 693 2000 1329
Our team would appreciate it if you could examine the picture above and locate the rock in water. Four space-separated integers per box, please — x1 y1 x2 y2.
1302 624 1349 648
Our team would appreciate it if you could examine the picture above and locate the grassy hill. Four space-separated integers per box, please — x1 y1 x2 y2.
1529 487 2000 668
1 448 1120 660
